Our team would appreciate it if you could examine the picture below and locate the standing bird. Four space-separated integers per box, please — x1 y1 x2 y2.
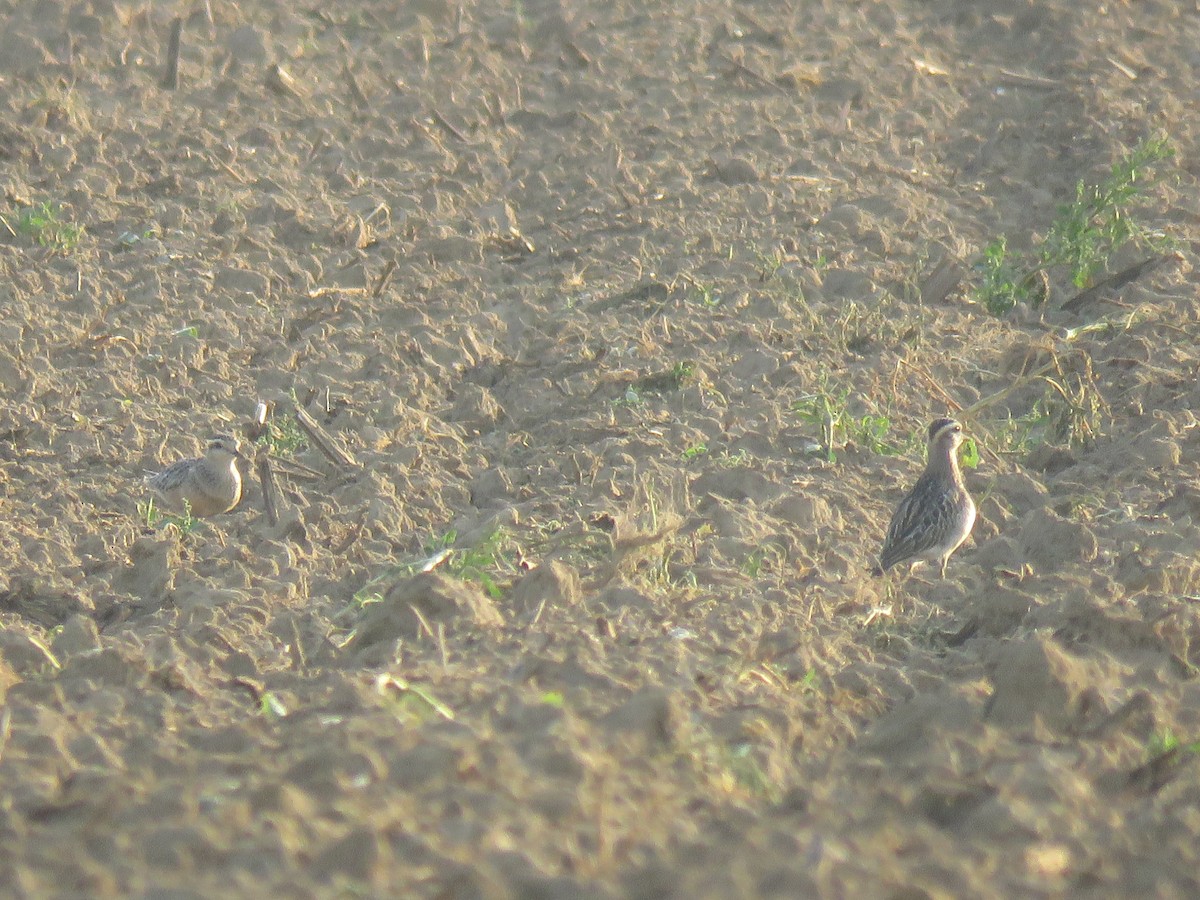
145 434 245 518
878 418 976 578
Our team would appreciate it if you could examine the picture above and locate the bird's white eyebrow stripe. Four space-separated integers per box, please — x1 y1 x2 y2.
931 421 960 441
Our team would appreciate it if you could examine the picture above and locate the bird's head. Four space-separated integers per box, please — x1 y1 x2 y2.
206 433 244 461
927 418 965 454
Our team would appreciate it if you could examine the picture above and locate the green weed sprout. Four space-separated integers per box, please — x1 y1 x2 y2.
974 136 1174 316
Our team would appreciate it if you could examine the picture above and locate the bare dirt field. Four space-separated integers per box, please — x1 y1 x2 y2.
2 0 1200 896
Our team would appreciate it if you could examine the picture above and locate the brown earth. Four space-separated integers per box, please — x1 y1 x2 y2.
2 0 1200 896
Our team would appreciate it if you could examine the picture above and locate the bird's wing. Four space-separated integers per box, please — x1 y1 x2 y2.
145 459 194 490
879 477 957 569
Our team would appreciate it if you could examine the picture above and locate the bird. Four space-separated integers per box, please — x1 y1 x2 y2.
144 433 245 518
877 417 976 579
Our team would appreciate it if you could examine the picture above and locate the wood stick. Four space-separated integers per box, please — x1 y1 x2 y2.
266 63 301 99
268 455 327 480
161 17 183 90
1060 252 1181 312
342 63 370 110
256 451 280 527
372 259 398 297
294 407 359 469
430 108 468 143
997 69 1059 90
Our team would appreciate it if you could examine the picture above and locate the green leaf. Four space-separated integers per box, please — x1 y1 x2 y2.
959 437 981 470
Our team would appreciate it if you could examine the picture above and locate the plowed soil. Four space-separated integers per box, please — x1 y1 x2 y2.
2 1 1200 897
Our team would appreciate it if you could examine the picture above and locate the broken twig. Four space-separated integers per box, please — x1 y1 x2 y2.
1061 252 1181 312
161 17 183 90
342 63 370 110
294 407 359 469
256 450 281 527
430 108 469 143
372 259 398 298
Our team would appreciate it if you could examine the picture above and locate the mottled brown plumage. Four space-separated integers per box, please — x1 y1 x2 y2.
878 418 975 578
145 434 244 517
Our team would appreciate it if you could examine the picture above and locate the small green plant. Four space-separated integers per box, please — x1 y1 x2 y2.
975 236 1034 316
993 406 1053 456
791 383 902 461
346 527 514 618
856 415 902 456
753 246 785 281
716 448 751 468
742 549 767 578
352 589 384 609
139 498 159 529
681 442 708 461
684 727 782 803
973 135 1174 316
1042 136 1174 289
1146 729 1200 759
138 497 202 536
742 546 784 578
117 227 158 248
670 360 695 387
959 436 981 470
376 674 455 723
727 742 780 802
438 527 511 599
635 361 696 395
791 384 848 462
3 201 85 252
256 415 308 458
259 692 288 719
165 503 201 536
689 281 722 308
